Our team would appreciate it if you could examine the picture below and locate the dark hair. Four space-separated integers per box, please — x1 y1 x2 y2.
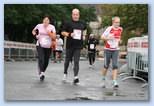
43 15 55 25
43 16 51 22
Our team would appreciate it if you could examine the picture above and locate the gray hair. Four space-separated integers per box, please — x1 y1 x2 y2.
72 8 80 14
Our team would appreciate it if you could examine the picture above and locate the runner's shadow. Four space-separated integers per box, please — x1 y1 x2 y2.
112 88 119 96
103 87 126 97
30 80 50 88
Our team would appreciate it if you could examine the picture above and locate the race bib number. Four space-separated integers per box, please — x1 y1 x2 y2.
73 29 82 40
90 44 95 49
39 36 51 48
108 39 119 48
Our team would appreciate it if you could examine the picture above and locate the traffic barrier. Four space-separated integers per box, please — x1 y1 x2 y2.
120 36 148 87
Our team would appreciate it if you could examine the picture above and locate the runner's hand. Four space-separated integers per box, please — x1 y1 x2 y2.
107 34 114 40
32 30 36 36
61 32 69 37
83 35 86 40
70 33 75 37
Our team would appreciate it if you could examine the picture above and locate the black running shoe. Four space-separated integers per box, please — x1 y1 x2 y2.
73 78 79 85
40 75 45 81
113 84 119 88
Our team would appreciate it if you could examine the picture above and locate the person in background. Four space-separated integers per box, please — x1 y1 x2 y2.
51 38 56 63
87 34 98 69
55 34 63 63
32 16 56 81
101 16 123 88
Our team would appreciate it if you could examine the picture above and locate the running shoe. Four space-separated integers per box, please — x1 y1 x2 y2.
73 77 80 85
62 74 67 82
113 80 119 88
101 80 106 88
40 72 45 81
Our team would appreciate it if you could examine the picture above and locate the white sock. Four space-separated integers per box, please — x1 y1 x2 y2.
40 72 45 76
102 76 106 81
113 80 118 85
74 76 78 79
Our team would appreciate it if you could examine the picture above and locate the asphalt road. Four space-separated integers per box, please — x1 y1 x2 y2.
4 59 148 101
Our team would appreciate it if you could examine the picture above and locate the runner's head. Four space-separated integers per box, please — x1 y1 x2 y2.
112 16 120 28
72 8 80 21
43 16 50 27
90 34 94 39
57 34 60 39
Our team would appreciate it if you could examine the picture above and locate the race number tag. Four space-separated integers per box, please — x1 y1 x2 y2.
90 44 95 49
39 36 51 48
73 29 82 40
108 39 119 48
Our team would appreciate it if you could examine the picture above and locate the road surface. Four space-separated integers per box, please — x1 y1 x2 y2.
4 59 148 100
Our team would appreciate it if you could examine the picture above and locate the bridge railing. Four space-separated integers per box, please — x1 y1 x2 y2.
4 40 127 61
4 41 37 61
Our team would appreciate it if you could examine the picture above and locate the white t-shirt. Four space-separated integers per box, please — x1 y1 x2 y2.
56 38 63 51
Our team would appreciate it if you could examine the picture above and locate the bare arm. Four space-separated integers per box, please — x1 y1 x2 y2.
48 32 56 40
101 34 110 41
32 29 37 36
61 31 70 37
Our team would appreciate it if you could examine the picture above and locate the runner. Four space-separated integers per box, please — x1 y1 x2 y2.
101 16 123 88
87 34 98 69
55 34 63 63
32 16 56 81
51 39 56 63
61 8 86 84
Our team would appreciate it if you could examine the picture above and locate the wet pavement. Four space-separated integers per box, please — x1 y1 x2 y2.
4 59 148 100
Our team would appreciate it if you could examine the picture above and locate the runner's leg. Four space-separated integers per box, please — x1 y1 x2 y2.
73 49 81 77
111 50 119 87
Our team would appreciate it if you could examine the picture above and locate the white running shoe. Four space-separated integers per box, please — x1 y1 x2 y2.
113 80 119 88
92 64 95 68
40 72 45 81
101 80 106 88
62 74 67 82
73 76 80 85
89 65 92 68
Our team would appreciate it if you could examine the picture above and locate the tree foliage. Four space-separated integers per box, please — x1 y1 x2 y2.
100 4 148 45
4 4 96 43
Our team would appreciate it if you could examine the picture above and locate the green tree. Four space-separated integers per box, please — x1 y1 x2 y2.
4 4 97 43
100 4 148 45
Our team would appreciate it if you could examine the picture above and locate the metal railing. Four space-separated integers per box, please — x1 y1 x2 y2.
4 41 37 61
4 41 89 61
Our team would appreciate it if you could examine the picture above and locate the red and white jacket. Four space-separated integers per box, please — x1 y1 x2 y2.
102 26 123 50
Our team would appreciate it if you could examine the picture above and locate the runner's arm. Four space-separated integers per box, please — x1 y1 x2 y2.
32 29 36 36
48 32 56 40
101 27 113 41
61 31 70 37
47 25 56 40
32 25 39 40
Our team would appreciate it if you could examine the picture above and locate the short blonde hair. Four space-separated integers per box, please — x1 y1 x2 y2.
112 16 120 22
